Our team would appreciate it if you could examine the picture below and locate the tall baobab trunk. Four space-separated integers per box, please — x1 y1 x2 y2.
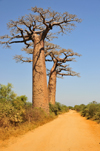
32 35 49 113
48 63 57 105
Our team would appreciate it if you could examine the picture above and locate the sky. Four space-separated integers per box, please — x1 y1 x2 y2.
0 0 100 106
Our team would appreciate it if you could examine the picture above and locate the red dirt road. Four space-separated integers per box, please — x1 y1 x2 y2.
1 110 100 151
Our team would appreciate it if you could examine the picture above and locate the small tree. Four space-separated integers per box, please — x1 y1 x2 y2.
0 83 16 102
0 7 81 113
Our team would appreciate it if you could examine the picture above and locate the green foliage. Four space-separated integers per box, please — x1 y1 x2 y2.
74 104 86 112
24 102 32 109
74 101 100 123
49 102 69 115
0 102 23 127
0 83 16 102
49 103 58 115
0 83 28 127
68 106 74 110
87 103 97 118
74 105 80 112
0 83 69 134
0 83 69 140
12 95 27 110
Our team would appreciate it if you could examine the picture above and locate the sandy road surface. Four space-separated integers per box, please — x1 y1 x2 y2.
1 110 100 151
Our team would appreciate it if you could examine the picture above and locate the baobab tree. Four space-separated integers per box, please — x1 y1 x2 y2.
0 7 81 113
46 49 81 104
14 43 81 105
14 41 60 63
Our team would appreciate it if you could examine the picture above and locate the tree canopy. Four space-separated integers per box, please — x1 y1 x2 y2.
0 6 81 48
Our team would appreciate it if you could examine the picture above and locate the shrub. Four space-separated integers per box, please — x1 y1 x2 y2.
68 106 74 110
0 83 28 127
23 107 47 123
0 83 16 102
74 105 81 112
0 102 24 127
75 101 100 123
87 103 97 118
11 95 27 110
49 102 69 115
80 107 87 117
49 103 59 115
93 112 100 121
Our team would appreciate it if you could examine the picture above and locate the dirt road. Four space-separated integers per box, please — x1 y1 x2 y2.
1 110 100 151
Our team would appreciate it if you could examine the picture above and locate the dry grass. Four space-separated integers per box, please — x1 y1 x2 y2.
0 103 68 141
0 111 55 141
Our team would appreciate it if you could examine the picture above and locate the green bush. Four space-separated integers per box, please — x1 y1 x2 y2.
0 83 28 127
75 101 100 123
0 102 24 127
0 83 69 129
87 103 97 118
0 83 70 140
68 106 74 110
49 102 69 115
74 105 80 112
49 103 59 115
80 107 87 117
74 104 86 112
93 112 100 121
0 83 16 102
11 95 27 110
24 102 32 109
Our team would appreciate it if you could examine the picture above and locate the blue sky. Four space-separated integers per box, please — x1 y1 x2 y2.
0 0 100 106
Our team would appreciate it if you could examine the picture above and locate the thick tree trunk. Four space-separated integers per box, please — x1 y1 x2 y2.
32 35 49 113
48 63 57 105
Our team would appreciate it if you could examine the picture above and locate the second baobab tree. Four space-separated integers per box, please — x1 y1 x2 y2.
0 7 81 113
46 48 81 105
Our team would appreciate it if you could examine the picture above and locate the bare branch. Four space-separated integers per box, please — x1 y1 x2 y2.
0 6 81 49
45 59 52 61
57 71 80 77
13 55 32 63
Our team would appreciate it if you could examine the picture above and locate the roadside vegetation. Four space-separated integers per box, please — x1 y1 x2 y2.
74 101 100 123
0 83 69 140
